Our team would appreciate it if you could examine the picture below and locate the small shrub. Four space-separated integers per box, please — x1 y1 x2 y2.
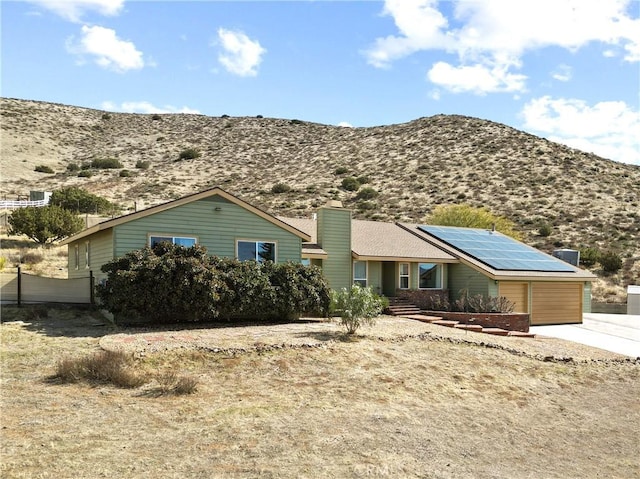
334 166 349 175
256 114 263 118
599 251 622 273
135 160 150 170
119 169 132 177
271 183 292 194
330 284 385 334
356 175 370 184
101 113 111 120
579 247 600 267
538 223 552 237
80 162 91 170
151 114 162 121
53 350 146 388
19 249 44 265
34 165 54 174
91 158 123 169
452 290 515 313
356 187 378 200
178 148 201 160
156 370 198 395
341 177 360 192
289 119 304 125
66 163 80 172
77 170 92 178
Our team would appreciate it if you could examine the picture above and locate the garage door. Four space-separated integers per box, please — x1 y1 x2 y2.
499 282 529 313
531 282 583 325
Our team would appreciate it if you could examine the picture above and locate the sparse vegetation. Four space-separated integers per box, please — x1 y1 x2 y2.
538 223 552 237
91 157 123 169
271 182 291 194
580 247 601 267
334 166 349 175
119 169 132 177
599 251 623 273
53 350 146 388
178 148 201 160
341 177 360 192
34 165 54 174
356 186 378 200
427 204 522 240
135 160 151 170
77 170 92 178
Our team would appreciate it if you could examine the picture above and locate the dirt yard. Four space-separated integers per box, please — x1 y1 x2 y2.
1 305 638 479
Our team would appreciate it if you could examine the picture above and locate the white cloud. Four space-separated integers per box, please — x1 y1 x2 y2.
217 28 266 77
366 0 640 94
337 121 353 128
428 61 527 94
27 0 124 22
551 64 572 82
67 25 144 72
521 96 640 165
101 101 200 114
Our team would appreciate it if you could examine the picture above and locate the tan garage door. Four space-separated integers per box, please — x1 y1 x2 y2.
531 282 583 325
499 282 529 313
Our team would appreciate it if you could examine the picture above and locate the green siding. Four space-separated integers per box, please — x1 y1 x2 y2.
113 196 301 263
583 282 592 313
317 206 352 290
447 263 491 300
67 229 113 281
367 261 382 295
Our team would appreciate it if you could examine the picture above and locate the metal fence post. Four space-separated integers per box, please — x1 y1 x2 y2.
89 270 95 305
17 265 22 307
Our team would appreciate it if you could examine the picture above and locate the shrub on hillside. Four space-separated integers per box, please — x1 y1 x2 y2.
96 243 331 324
34 165 54 174
178 148 201 160
356 187 378 200
91 158 123 169
341 177 360 192
579 247 600 267
50 187 115 214
334 166 348 175
119 169 132 177
78 170 92 178
66 163 80 172
135 160 150 170
538 223 552 237
599 251 622 274
271 183 292 194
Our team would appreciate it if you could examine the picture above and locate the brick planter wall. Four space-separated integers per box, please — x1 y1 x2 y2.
424 311 530 333
395 289 448 310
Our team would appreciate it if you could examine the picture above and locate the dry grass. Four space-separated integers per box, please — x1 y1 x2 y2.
1 98 638 286
1 305 638 478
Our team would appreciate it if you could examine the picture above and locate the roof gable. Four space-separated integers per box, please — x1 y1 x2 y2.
61 187 311 245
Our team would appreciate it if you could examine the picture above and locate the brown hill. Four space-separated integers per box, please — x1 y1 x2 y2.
2 97 638 296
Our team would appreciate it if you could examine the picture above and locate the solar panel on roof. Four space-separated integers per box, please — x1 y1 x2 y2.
418 225 575 272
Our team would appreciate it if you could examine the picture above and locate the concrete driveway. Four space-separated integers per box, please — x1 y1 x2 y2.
530 313 640 358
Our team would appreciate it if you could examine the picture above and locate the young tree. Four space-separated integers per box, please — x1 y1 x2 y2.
8 206 84 245
330 284 386 334
49 186 115 214
426 204 522 239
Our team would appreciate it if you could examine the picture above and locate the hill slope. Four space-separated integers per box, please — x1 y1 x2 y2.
2 98 638 290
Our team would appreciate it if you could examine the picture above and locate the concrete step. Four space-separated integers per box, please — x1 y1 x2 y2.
454 324 484 332
431 320 460 328
403 314 443 323
482 328 510 336
507 331 536 338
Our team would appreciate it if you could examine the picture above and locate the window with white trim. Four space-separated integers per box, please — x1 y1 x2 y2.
149 236 197 248
353 261 367 287
85 241 90 268
399 263 409 289
419 263 440 289
237 241 276 263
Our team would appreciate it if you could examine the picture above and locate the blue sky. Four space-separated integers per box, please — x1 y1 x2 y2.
2 0 639 165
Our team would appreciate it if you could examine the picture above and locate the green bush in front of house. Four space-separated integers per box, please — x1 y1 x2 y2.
96 243 331 324
329 284 386 334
